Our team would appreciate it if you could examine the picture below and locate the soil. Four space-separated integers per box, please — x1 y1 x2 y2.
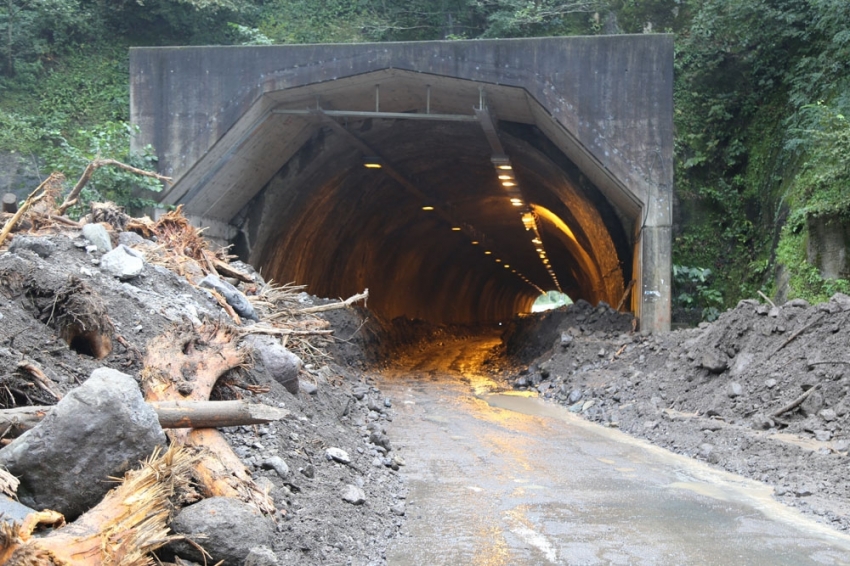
503 297 850 531
0 232 404 565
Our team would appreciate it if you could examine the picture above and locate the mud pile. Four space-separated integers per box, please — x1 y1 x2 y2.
508 297 850 530
0 209 403 564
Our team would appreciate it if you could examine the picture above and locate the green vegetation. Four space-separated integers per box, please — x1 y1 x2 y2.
1 0 848 318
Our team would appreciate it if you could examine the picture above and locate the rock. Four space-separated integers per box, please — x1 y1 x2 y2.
800 390 824 417
384 398 392 408
370 431 391 451
784 298 810 308
300 381 318 395
169 497 275 565
833 439 850 452
581 400 595 412
829 293 850 311
101 244 145 280
247 336 301 394
342 484 366 505
729 353 753 377
700 349 728 374
244 546 279 566
568 389 582 404
814 430 833 442
768 306 780 318
560 332 573 346
261 456 290 478
390 502 406 516
0 368 166 519
117 231 147 247
326 447 351 464
81 223 112 252
300 464 315 479
9 235 55 258
0 495 36 527
795 485 814 497
698 443 714 458
764 378 778 389
819 408 837 422
199 274 258 321
352 386 369 400
515 376 529 388
728 382 743 398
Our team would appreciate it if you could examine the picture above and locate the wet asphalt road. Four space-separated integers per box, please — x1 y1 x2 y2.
379 335 850 565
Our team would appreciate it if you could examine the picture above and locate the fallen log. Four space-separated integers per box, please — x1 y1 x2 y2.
0 400 290 438
2 193 17 214
141 323 275 515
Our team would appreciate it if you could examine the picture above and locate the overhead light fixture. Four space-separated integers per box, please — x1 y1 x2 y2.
471 240 479 245
451 227 461 231
363 156 383 169
504 264 510 268
497 164 512 170
511 201 524 207
502 181 516 187
485 251 492 255
532 238 541 244
498 174 514 180
422 205 434 211
495 258 502 263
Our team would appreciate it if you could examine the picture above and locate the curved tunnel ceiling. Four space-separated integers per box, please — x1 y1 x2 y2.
217 74 635 324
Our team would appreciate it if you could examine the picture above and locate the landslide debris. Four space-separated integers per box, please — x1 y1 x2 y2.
506 297 850 530
0 197 403 565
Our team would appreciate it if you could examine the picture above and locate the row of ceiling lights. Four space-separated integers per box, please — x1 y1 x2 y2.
492 156 563 293
362 153 557 294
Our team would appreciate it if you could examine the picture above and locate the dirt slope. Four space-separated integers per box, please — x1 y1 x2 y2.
505 297 850 531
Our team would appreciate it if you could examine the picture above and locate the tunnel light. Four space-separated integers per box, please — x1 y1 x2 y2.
451 227 462 231
532 238 542 244
422 205 434 211
511 201 524 207
504 264 510 268
502 181 517 187
495 259 502 263
497 164 513 171
471 240 479 245
363 156 383 169
498 174 514 180
535 248 543 252
484 250 492 255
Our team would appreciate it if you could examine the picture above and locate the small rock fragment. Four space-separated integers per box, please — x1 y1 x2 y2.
244 546 279 566
81 223 112 252
9 236 55 258
728 382 743 398
326 447 351 465
341 484 366 505
261 456 290 478
101 244 144 280
199 274 258 320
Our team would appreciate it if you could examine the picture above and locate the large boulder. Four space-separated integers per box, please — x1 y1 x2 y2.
245 335 301 394
0 368 165 519
169 497 275 565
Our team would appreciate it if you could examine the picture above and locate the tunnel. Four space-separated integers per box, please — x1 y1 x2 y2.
130 36 673 330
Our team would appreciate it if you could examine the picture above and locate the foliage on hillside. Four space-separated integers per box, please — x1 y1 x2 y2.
1 0 848 315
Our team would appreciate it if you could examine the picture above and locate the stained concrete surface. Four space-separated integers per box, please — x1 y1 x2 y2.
379 335 850 565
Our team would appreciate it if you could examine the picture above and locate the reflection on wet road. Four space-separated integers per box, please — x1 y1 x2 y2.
380 335 850 565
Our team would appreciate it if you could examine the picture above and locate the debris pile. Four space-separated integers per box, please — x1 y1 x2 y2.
508 296 850 529
0 178 403 565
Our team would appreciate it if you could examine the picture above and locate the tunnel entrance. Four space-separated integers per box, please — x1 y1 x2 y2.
130 36 673 330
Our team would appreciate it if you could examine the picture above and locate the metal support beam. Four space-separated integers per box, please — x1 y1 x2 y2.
272 109 478 122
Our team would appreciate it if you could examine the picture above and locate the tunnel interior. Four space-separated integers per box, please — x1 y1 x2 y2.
215 71 636 325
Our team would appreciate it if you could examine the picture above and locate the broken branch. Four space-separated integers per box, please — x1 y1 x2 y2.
0 173 61 248
293 289 369 315
240 325 334 337
771 384 819 419
771 314 825 355
57 158 171 215
757 290 776 309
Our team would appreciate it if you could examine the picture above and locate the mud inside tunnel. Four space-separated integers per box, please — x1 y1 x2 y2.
130 36 673 330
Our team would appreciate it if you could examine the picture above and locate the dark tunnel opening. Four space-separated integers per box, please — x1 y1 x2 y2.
230 100 633 326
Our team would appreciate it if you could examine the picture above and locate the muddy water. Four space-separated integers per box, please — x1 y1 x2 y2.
379 335 850 565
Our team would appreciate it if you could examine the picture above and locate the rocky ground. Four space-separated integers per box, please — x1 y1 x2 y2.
503 296 850 531
0 215 405 565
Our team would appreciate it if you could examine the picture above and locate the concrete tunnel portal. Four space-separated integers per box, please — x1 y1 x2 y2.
130 36 673 331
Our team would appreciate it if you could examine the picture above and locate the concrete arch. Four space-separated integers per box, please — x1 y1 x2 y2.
130 36 672 330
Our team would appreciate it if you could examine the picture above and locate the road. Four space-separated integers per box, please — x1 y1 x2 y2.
379 334 850 565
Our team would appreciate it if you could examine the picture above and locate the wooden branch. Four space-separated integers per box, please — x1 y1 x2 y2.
48 214 82 227
616 280 636 312
772 314 825 355
57 158 171 215
241 325 334 337
808 360 850 366
295 289 369 315
757 290 776 309
17 361 62 401
0 401 289 438
771 384 819 419
212 258 253 283
0 174 59 248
